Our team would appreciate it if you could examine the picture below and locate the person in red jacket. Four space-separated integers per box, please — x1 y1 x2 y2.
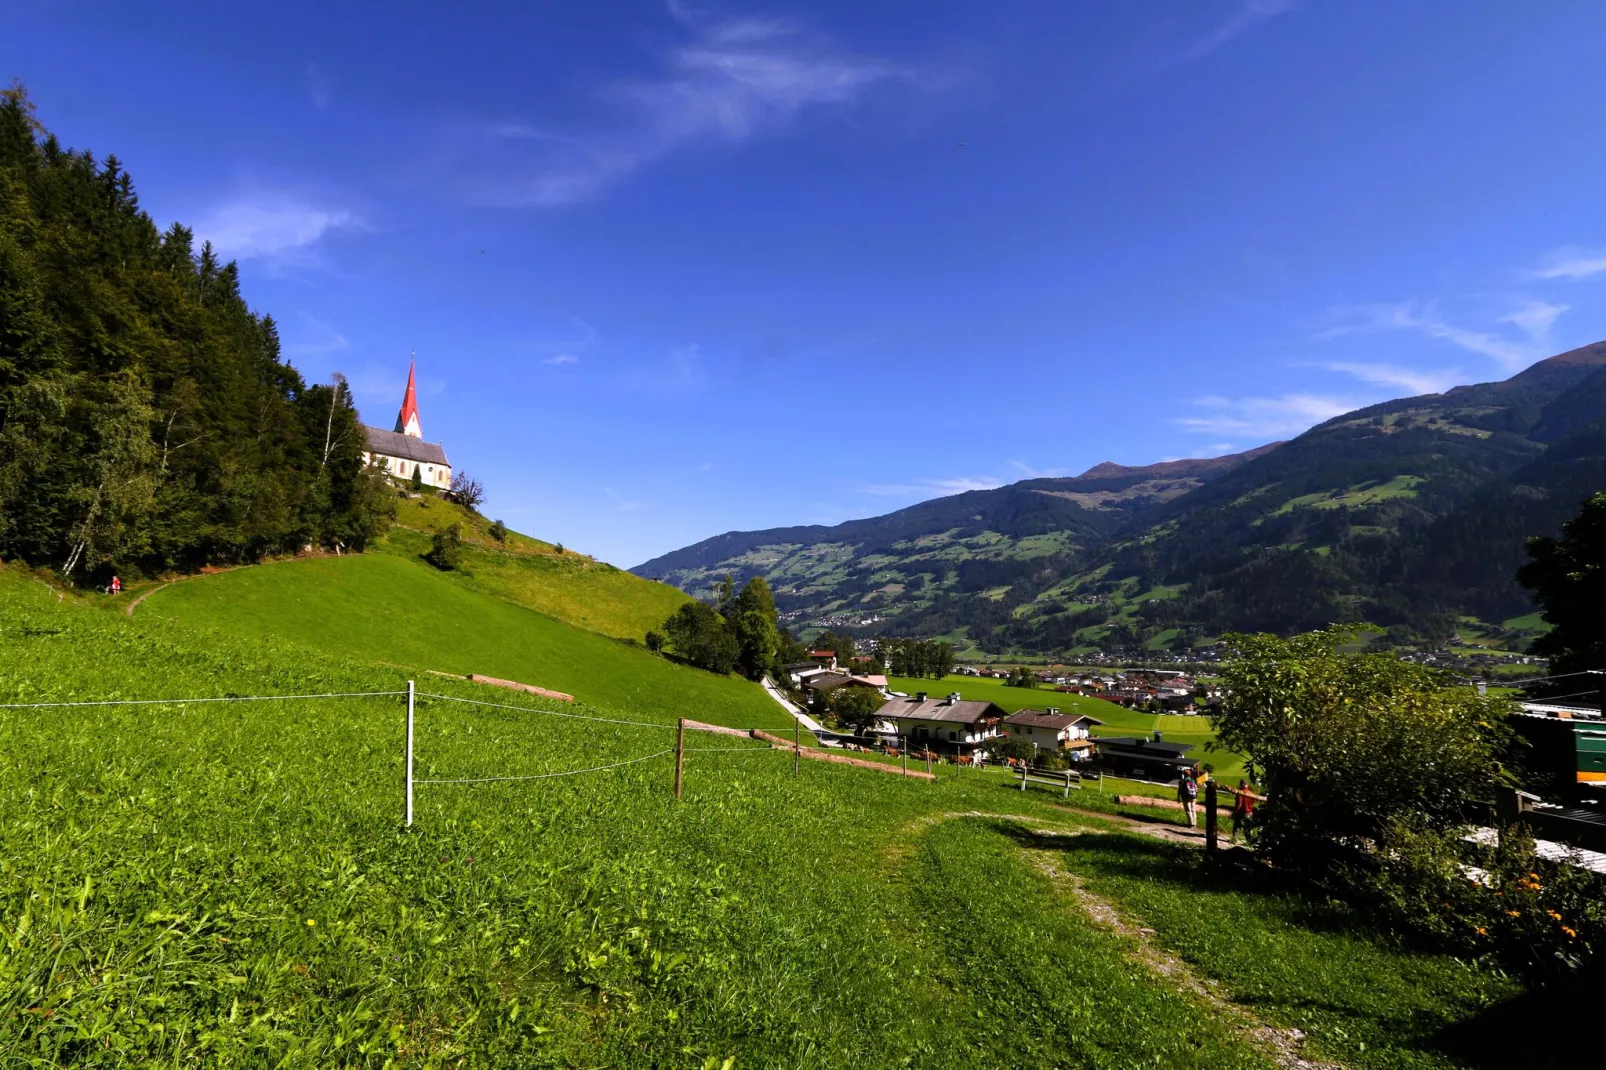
109 575 121 595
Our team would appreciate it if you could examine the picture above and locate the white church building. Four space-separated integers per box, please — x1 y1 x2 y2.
361 363 452 489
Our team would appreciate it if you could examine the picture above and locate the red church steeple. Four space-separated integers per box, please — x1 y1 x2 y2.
395 360 422 438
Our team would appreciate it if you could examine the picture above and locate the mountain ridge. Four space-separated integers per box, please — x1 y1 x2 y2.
637 341 1606 655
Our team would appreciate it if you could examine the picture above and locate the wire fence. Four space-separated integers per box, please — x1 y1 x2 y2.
0 680 802 826
0 690 407 709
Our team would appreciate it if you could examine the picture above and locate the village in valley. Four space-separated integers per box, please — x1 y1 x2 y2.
8 8 1606 1064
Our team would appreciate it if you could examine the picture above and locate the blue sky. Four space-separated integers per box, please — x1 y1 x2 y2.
8 1 1606 566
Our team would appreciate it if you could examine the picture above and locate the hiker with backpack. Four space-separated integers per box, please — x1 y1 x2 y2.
1177 766 1199 828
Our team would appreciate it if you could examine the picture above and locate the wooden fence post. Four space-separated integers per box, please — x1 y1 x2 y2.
1205 779 1218 851
794 720 800 777
674 717 685 801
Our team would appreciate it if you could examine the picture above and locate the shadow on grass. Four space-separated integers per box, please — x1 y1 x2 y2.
1425 979 1603 1068
995 822 1605 1070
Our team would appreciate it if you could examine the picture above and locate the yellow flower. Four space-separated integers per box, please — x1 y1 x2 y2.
1546 910 1563 921
1562 926 1577 939
305 919 316 927
1506 910 1521 918
1475 927 1488 936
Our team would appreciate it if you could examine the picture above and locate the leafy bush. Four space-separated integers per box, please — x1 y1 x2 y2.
487 519 507 543
990 734 1035 763
1005 666 1038 689
662 601 738 674
1215 627 1512 874
1213 627 1606 980
645 630 664 653
425 523 464 571
826 686 885 732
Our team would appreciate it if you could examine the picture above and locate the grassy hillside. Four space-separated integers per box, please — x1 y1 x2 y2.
144 551 784 731
0 568 1546 1067
378 496 688 643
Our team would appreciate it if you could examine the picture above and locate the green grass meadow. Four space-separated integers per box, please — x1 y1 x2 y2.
379 497 690 644
144 552 784 732
0 566 1551 1067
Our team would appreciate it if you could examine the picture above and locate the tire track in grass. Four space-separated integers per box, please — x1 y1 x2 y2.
893 812 1343 1070
1020 833 1344 1070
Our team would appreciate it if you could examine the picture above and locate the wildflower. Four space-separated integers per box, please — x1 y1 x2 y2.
1506 910 1521 917
1546 910 1563 921
1475 927 1487 936
306 919 316 927
1562 927 1577 939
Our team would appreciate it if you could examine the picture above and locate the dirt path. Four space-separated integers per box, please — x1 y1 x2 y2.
1023 837 1343 1070
895 810 1343 1070
123 582 170 616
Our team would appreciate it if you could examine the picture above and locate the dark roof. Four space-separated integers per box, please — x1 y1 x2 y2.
363 426 450 466
802 672 852 691
1003 709 1103 731
781 661 818 673
875 696 1003 725
1095 736 1194 757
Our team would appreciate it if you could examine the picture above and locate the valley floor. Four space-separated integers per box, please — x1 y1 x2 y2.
0 571 1570 1068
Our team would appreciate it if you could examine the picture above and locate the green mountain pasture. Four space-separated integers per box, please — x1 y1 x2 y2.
144 551 783 731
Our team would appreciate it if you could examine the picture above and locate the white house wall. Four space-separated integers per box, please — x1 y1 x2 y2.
363 451 452 489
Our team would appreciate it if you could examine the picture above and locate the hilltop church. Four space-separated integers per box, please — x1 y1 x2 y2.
361 363 452 489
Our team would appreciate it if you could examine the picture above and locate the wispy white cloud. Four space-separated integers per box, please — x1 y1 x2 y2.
604 487 644 512
544 353 579 365
1527 246 1606 281
1318 300 1549 372
1499 298 1568 339
1186 0 1300 59
1321 361 1460 396
1176 393 1355 438
193 196 359 262
1006 460 1070 480
282 312 349 361
857 475 1004 498
512 15 908 205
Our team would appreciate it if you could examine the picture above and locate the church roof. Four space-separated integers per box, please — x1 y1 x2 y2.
396 362 421 435
363 426 449 466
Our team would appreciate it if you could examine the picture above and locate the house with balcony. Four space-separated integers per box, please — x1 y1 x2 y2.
872 692 1006 757
1000 708 1102 759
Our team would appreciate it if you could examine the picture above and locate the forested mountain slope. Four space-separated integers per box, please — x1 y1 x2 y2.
641 344 1606 655
0 89 390 584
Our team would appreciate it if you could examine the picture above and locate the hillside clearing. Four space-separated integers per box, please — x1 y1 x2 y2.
143 551 785 731
0 570 1553 1067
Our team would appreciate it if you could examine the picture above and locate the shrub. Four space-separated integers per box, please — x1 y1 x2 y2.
410 468 424 493
425 523 464 571
445 471 485 511
1210 627 1606 981
487 519 507 543
1214 627 1512 875
662 601 738 675
990 735 1035 763
827 686 885 733
645 630 664 653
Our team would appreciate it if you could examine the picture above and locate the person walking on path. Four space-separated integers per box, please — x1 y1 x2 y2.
1177 767 1199 828
1230 780 1257 845
109 575 121 596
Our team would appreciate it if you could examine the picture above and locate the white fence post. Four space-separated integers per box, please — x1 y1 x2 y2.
405 680 415 827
